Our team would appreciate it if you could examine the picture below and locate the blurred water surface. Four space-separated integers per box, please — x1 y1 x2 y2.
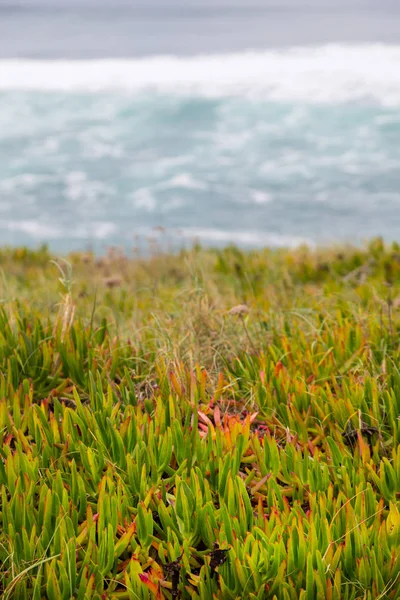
1 0 400 251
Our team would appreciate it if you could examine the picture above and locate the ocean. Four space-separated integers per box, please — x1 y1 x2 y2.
1 0 400 252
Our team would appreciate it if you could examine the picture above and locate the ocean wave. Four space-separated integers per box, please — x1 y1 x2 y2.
1 219 315 248
179 228 313 247
1 44 400 105
161 173 207 191
130 227 314 248
3 220 117 239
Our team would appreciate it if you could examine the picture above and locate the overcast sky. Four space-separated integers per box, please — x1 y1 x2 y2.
1 0 399 58
0 0 398 8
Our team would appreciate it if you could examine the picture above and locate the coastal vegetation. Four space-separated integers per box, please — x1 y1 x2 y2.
1 239 400 599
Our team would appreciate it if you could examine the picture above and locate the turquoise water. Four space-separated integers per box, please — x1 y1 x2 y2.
1 3 400 251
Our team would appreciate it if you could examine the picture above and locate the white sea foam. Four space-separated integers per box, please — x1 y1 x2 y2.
4 220 58 238
102 226 313 248
250 190 272 204
64 171 114 205
132 188 157 211
1 45 400 105
0 173 56 192
179 228 313 248
161 173 207 191
131 174 206 211
3 220 117 239
89 222 117 239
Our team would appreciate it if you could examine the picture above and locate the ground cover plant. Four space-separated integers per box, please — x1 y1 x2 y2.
1 238 400 599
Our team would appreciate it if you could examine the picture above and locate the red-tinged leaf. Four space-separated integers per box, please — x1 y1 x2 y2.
4 434 14 446
249 412 259 423
150 563 164 579
214 405 221 427
139 573 162 598
117 557 131 573
307 440 316 457
200 369 207 402
114 522 136 558
274 361 284 376
170 372 183 398
198 411 214 428
213 372 225 402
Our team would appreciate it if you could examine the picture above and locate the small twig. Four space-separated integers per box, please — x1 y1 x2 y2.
228 304 257 354
387 285 393 346
240 314 257 355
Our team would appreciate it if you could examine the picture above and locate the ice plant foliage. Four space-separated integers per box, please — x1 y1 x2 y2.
0 239 400 598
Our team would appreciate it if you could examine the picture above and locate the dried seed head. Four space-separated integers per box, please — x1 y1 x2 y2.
96 257 108 269
103 275 123 289
228 304 249 316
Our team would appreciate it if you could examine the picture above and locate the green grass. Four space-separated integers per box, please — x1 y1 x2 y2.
1 238 400 599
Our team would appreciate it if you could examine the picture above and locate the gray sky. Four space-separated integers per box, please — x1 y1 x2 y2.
1 0 399 58
0 0 398 7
